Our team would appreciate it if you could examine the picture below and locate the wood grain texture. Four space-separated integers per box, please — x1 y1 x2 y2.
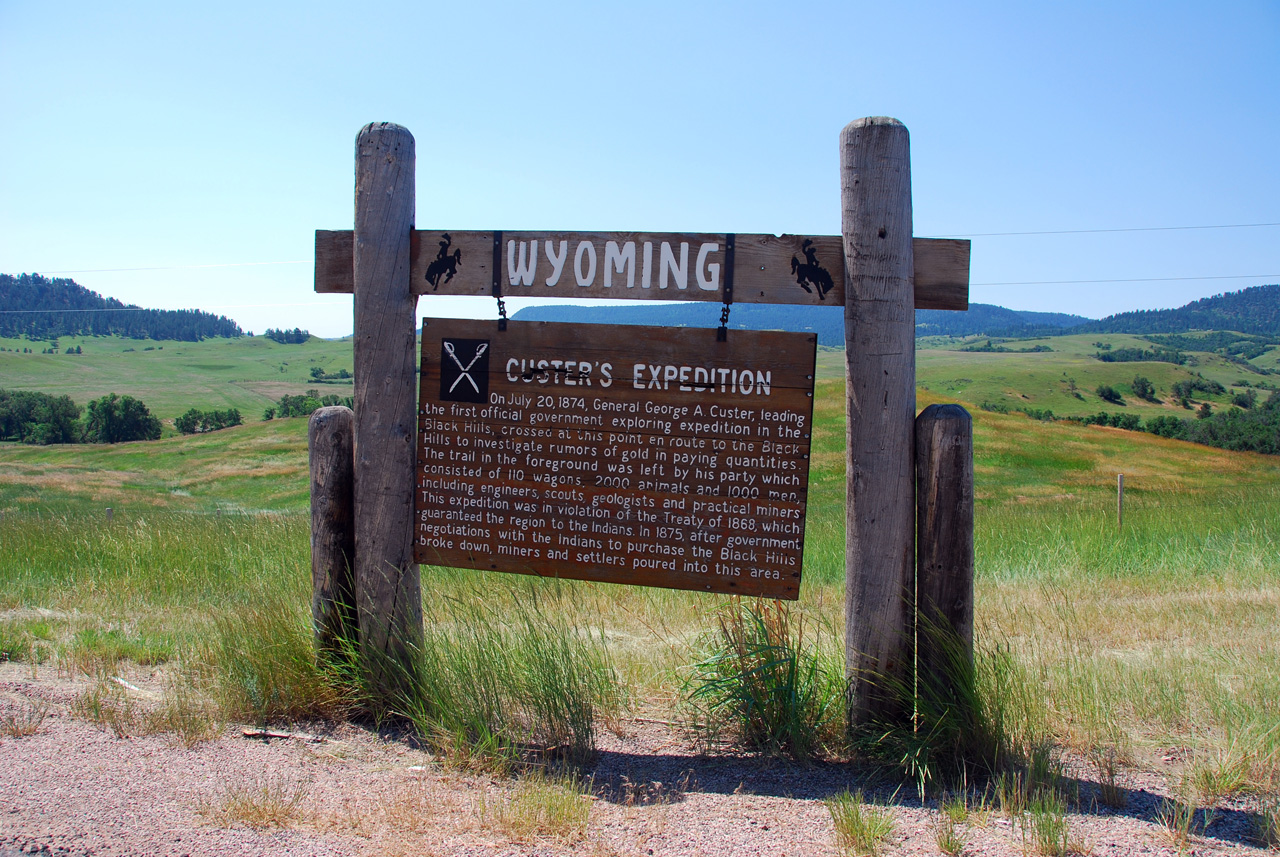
914 404 974 694
315 229 969 310
309 405 356 654
841 116 917 727
414 319 816 599
353 123 423 687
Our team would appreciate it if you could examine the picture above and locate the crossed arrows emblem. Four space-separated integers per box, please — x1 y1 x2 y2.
444 340 488 394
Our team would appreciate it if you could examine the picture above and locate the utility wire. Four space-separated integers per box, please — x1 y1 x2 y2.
973 273 1280 287
21 221 1280 273
32 260 309 275
0 302 333 315
927 221 1280 238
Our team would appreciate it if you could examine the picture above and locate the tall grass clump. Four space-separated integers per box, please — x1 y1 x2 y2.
684 596 844 760
827 789 895 857
397 580 624 766
209 597 354 723
857 619 1054 795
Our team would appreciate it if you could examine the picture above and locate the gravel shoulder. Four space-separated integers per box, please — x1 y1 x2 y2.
1 664 1273 857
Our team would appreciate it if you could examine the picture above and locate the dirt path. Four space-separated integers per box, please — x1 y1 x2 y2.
0 665 1271 857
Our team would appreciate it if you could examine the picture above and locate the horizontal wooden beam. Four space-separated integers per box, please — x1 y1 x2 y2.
315 230 969 311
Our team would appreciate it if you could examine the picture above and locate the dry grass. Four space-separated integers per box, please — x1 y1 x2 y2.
476 769 592 843
198 774 310 829
71 680 143 738
0 696 49 737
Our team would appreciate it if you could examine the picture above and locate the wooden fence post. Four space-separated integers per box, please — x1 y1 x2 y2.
310 405 356 654
353 122 423 692
841 116 916 727
915 404 974 695
1117 473 1124 530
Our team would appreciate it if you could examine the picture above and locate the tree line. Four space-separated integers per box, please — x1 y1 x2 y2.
0 390 161 444
1 387 352 445
0 274 243 341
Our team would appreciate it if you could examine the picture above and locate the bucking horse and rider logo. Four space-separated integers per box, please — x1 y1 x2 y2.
791 239 834 300
425 233 462 290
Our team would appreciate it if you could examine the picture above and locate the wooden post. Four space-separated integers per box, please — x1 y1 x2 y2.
310 405 356 654
1117 473 1124 530
353 122 423 692
915 404 974 695
841 117 916 727
105 507 113 523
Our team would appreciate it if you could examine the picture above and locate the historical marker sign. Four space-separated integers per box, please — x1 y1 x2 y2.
316 229 971 311
414 318 818 599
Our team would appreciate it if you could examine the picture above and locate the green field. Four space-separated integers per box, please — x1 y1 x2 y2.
916 331 1278 420
2 332 1279 813
0 333 355 420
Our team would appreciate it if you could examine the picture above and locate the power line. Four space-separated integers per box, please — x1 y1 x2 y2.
32 261 308 275
973 273 1280 287
0 301 333 316
928 222 1280 238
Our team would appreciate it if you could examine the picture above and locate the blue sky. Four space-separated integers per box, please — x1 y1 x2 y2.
2 1 1277 337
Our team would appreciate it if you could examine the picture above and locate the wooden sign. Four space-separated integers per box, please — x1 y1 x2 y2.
414 318 817 599
316 230 970 311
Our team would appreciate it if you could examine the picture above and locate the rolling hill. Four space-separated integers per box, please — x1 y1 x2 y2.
0 273 243 341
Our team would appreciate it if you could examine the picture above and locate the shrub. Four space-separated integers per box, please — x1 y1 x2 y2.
1131 375 1157 401
175 407 243 434
82 393 161 443
1095 385 1124 405
0 389 81 444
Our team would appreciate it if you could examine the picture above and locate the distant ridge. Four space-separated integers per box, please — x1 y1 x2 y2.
0 273 243 341
510 302 1090 345
1073 284 1280 336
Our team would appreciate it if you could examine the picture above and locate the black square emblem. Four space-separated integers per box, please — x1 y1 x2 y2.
439 338 490 403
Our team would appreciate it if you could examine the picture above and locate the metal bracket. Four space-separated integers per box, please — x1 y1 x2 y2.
492 230 506 330
717 233 736 342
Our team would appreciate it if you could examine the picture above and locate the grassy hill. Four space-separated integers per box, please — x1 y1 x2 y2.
3 351 1279 798
0 333 354 421
916 331 1278 420
5 326 1277 444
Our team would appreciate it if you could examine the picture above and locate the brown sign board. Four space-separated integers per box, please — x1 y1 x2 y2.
316 230 969 311
414 318 817 599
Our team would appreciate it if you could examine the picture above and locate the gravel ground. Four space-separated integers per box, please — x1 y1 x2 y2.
1 664 1274 857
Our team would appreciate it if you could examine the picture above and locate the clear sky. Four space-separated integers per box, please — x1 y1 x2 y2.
2 1 1277 338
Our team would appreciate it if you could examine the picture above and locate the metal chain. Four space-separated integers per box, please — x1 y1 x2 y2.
496 294 508 331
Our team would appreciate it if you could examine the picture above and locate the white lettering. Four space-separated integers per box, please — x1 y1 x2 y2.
604 241 635 288
574 241 597 286
659 241 689 290
696 242 720 291
508 240 538 286
544 240 567 286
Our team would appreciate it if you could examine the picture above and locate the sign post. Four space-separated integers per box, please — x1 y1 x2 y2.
313 117 974 728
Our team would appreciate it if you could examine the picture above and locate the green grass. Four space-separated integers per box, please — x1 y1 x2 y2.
917 331 1274 420
827 789 895 856
0 332 354 420
2 356 1279 797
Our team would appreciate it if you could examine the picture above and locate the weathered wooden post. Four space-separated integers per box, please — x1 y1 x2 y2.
309 405 356 654
841 117 916 726
915 404 974 692
353 122 423 692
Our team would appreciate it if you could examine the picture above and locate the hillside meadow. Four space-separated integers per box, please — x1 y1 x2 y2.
3 354 1279 788
2 331 1279 855
0 333 354 421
